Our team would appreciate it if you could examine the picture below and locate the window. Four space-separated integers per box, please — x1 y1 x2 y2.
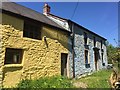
4 48 23 64
85 50 90 68
101 52 105 66
93 37 96 47
23 22 41 40
85 50 88 64
84 32 87 45
101 40 102 49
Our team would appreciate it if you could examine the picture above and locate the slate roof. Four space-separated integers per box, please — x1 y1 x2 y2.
1 2 69 32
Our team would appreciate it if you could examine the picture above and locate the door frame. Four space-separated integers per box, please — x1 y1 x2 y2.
61 53 68 77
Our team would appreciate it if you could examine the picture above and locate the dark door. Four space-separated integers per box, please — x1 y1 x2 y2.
61 53 68 76
94 51 98 70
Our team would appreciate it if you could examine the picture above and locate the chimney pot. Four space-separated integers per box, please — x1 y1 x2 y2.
43 3 50 15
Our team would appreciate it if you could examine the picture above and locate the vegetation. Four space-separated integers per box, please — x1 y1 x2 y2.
107 43 120 64
75 69 112 88
17 75 73 88
17 42 119 88
17 70 112 88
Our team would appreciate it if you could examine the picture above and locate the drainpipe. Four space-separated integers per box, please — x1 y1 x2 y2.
71 22 75 78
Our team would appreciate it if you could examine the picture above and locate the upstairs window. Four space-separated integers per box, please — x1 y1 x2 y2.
101 52 105 66
101 40 102 49
93 37 96 47
4 48 23 64
84 32 88 45
23 21 41 40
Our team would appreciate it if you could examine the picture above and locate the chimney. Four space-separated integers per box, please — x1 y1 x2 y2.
43 3 50 15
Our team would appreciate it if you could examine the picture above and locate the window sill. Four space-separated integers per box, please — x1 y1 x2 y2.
4 64 23 68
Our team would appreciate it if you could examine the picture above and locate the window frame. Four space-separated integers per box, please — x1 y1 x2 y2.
23 20 42 40
4 48 23 65
101 40 103 49
84 49 90 68
93 37 96 47
84 32 88 45
101 52 104 66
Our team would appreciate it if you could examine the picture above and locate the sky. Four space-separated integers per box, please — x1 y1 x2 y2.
16 2 118 46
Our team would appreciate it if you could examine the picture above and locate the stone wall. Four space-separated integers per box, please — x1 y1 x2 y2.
46 14 108 78
73 25 107 78
0 24 68 87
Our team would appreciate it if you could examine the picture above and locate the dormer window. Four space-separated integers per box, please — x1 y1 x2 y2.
84 32 87 45
23 21 41 40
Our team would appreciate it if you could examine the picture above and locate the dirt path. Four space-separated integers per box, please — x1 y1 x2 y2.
72 81 88 88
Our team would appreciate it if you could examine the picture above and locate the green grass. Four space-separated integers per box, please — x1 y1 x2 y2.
76 69 112 88
17 75 73 88
17 69 112 88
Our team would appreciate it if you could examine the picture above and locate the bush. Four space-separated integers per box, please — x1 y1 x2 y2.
17 76 73 88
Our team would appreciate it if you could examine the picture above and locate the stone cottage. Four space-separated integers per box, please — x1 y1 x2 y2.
44 3 108 78
0 2 107 87
0 2 72 87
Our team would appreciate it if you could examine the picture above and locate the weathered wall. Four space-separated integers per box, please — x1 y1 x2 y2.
46 14 108 78
1 13 24 31
0 24 68 87
73 25 107 78
46 15 73 78
41 26 68 49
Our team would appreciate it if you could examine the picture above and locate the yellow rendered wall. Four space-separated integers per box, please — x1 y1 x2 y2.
0 14 69 87
1 24 68 87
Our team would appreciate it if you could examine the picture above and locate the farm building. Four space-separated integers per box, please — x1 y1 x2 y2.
0 2 107 87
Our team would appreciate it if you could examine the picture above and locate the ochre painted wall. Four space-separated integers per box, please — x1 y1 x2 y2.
0 13 69 87
1 24 68 87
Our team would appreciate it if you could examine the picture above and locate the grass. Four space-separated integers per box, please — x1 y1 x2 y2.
75 69 112 88
17 69 112 88
17 75 74 88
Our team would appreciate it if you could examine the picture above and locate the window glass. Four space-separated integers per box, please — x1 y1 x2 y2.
23 22 41 40
84 32 87 45
5 48 23 64
85 50 88 64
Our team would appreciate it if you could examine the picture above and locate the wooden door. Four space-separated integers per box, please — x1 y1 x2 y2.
61 53 68 76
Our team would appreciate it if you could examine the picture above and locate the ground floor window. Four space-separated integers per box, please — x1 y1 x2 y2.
101 52 105 66
4 48 23 64
85 50 90 68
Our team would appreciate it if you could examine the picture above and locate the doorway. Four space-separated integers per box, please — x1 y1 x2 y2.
61 53 68 76
94 51 98 70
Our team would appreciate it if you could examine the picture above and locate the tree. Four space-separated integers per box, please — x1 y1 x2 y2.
107 43 117 64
